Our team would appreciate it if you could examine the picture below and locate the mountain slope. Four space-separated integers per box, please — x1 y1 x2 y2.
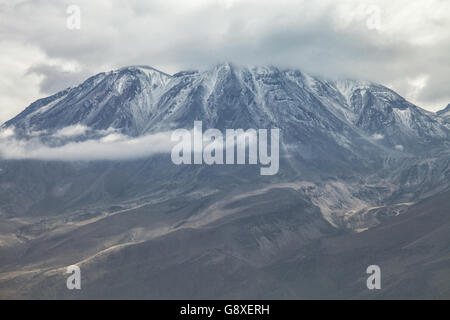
3 66 171 137
2 186 450 299
438 104 450 127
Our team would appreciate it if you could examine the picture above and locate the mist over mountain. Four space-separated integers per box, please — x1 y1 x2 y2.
0 63 449 299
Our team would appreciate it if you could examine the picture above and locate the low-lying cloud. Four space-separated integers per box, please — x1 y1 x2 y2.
54 124 89 138
0 124 276 166
0 127 174 161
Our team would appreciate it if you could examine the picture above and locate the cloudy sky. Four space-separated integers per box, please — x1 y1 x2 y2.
0 0 449 123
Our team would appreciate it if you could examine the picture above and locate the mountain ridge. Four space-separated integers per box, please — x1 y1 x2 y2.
437 103 450 115
2 63 448 156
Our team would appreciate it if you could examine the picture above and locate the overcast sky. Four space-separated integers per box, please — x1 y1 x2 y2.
0 0 449 123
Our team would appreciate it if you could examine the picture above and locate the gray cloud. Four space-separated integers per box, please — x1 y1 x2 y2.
0 0 449 124
26 64 89 95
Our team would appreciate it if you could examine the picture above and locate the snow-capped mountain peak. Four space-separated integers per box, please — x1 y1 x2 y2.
2 64 448 155
2 65 173 137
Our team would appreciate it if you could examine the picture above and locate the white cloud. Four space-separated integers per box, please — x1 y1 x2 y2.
406 74 429 102
0 126 265 162
0 131 175 161
0 127 15 139
54 124 89 138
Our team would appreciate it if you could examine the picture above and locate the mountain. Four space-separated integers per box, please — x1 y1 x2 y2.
3 66 171 137
1 63 450 299
4 64 448 153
